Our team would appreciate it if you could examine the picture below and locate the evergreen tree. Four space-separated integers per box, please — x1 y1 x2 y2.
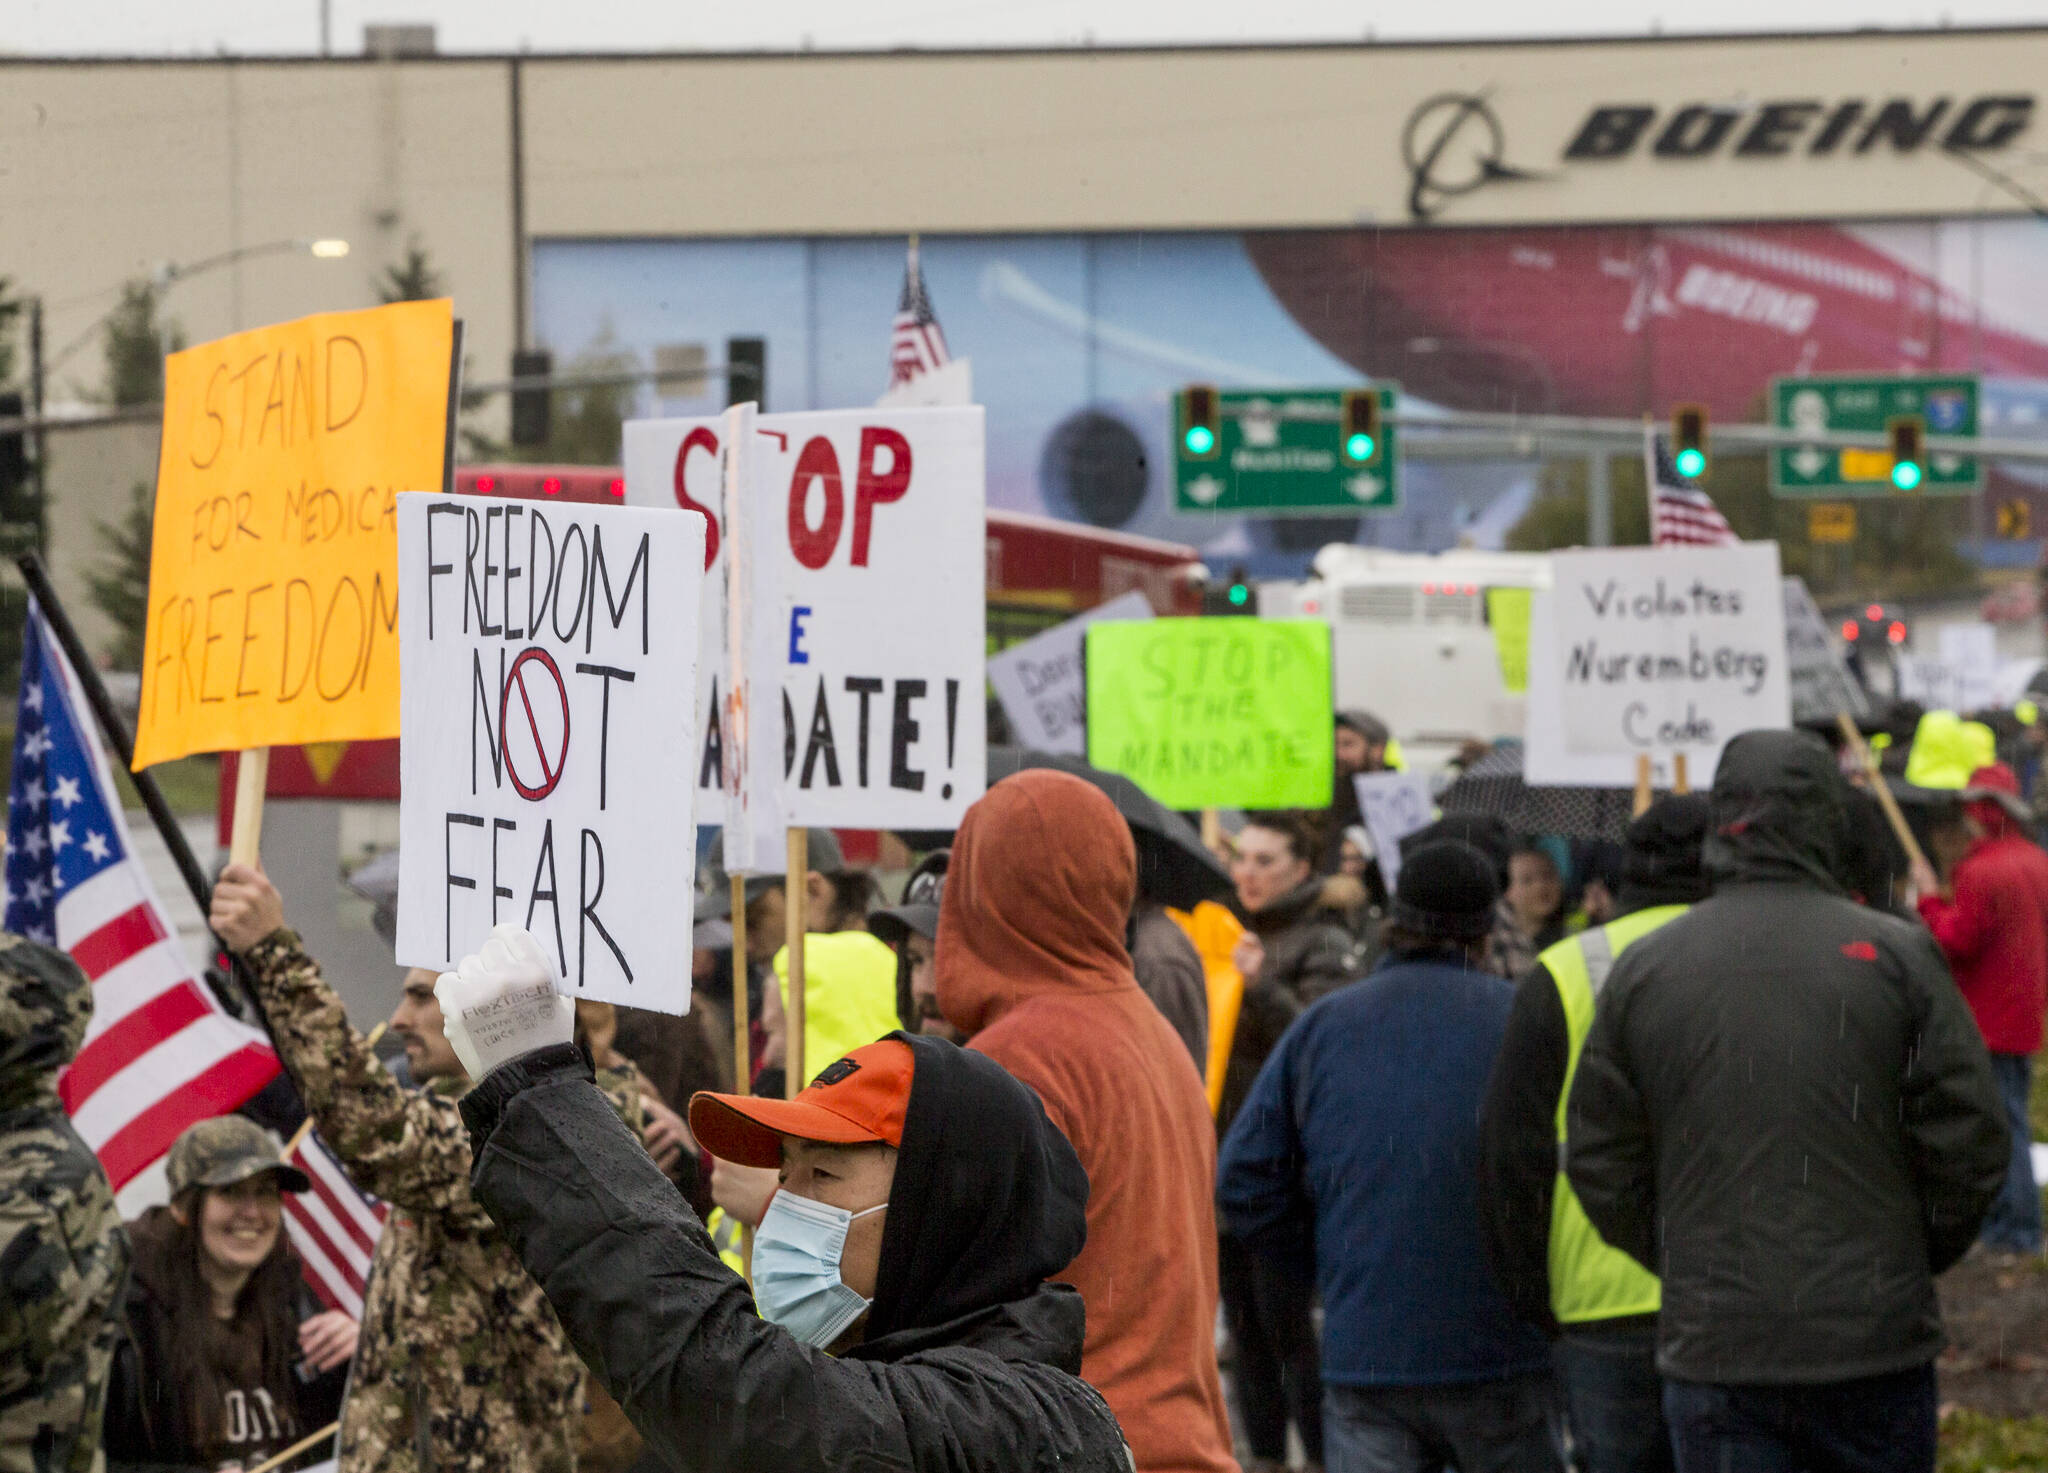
378 237 444 303
101 280 183 408
86 482 153 671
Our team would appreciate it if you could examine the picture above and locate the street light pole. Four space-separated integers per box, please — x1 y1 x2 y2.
42 236 350 382
28 300 45 556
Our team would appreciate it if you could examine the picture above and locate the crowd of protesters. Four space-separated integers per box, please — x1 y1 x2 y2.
7 696 2046 1473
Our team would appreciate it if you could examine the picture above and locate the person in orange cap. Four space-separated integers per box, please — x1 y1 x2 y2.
435 925 1131 1473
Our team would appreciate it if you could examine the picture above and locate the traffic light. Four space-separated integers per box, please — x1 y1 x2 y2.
726 337 766 408
1204 564 1255 616
1341 389 1382 464
510 348 552 448
1671 403 1708 480
1179 385 1220 458
1888 415 1925 490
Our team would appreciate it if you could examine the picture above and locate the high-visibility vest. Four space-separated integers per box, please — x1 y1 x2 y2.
1544 905 1684 1325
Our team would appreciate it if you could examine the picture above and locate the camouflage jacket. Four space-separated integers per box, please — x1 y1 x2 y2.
242 931 642 1473
0 933 131 1473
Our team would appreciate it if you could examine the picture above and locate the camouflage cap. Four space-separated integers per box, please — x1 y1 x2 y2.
165 1115 311 1197
0 931 95 1092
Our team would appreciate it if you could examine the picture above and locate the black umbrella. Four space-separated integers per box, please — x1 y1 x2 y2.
1437 742 1645 843
896 747 1234 912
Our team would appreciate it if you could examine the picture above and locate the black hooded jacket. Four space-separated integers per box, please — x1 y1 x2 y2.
1565 730 2008 1385
458 1032 1131 1473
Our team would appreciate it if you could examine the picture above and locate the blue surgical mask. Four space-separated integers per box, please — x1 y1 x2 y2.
752 1191 888 1349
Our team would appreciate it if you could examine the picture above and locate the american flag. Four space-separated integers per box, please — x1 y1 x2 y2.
1646 426 1740 547
888 236 951 387
9 600 387 1312
282 1128 387 1319
6 600 282 1216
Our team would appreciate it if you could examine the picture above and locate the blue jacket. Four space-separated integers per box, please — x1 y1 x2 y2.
1217 952 1551 1387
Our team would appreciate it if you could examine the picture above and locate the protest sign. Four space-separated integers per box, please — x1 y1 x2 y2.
1353 770 1434 893
392 493 704 1011
1781 577 1871 725
626 404 987 835
988 591 1153 754
1526 545 1789 787
135 300 455 768
1486 587 1532 695
1087 619 1333 809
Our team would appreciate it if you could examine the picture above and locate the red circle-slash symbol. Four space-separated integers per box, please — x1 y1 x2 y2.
501 647 571 801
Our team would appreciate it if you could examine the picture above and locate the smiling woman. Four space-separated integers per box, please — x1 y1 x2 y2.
102 1116 354 1473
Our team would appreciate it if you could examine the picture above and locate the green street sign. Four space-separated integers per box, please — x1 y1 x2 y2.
1173 386 1400 516
1769 373 1979 497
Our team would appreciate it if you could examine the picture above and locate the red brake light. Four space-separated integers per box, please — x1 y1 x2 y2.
1888 622 1907 644
1464 584 1478 596
542 476 562 496
475 474 495 494
1422 581 1437 595
1302 599 1321 615
609 477 625 498
1866 604 1884 621
1841 620 1859 641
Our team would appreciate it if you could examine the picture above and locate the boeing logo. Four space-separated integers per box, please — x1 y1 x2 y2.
1400 90 2034 220
1401 93 1547 222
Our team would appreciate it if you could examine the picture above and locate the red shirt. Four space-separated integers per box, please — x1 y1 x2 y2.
1919 824 2048 1055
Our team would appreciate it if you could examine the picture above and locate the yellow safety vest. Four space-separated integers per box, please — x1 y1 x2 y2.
1545 906 1683 1325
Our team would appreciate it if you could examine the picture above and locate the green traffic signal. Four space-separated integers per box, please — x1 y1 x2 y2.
1184 424 1215 455
1674 446 1706 479
1891 459 1924 491
1227 583 1250 607
1345 432 1376 461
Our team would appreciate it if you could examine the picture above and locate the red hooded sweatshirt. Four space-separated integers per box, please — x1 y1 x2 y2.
937 770 1237 1473
1919 764 2048 1054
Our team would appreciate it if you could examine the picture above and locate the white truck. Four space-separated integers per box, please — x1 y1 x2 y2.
1258 545 1552 771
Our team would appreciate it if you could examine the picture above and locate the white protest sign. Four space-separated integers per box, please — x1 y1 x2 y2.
394 493 705 1011
1353 771 1434 893
989 591 1153 754
1898 624 2002 713
1781 577 1871 724
627 404 987 833
1940 623 1999 712
1526 544 1789 787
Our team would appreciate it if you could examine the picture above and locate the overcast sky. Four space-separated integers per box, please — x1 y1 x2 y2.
5 0 2046 56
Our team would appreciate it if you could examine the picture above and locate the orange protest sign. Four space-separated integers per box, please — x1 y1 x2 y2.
134 300 455 768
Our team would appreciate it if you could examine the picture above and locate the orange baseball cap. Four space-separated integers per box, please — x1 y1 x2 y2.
689 1038 915 1169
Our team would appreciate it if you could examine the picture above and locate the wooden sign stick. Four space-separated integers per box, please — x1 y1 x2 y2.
1834 712 1930 873
243 1422 338 1473
229 747 270 868
729 875 750 1095
1633 754 1654 817
1672 753 1691 796
785 828 808 1100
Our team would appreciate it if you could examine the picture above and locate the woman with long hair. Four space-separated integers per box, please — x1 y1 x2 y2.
104 1116 355 1473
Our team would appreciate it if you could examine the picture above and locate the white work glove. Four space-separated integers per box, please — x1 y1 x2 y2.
434 924 576 1080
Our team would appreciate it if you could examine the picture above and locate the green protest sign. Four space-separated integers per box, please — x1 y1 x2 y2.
1086 619 1333 809
1486 587 1531 695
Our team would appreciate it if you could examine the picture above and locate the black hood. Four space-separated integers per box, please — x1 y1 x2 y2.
1617 793 1712 913
854 1032 1089 1355
1704 729 1849 894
